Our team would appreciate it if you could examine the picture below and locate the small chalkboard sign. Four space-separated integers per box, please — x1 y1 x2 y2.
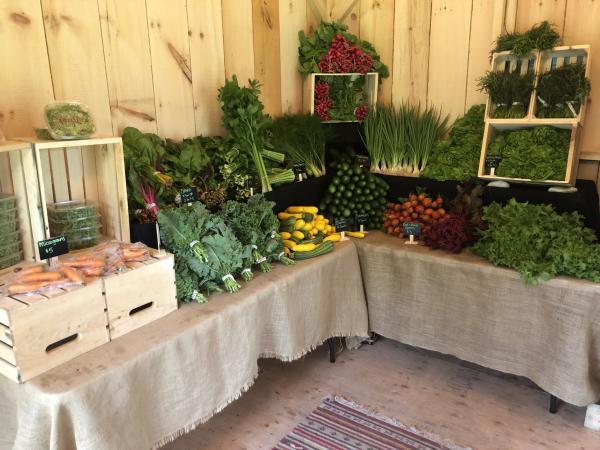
293 163 307 182
402 222 421 237
38 236 68 260
334 217 350 232
179 187 198 204
485 155 502 169
246 175 256 196
355 154 370 168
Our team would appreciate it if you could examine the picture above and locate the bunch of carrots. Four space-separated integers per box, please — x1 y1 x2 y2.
3 242 150 296
383 192 446 237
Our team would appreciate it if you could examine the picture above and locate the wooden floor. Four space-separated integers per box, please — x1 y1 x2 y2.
164 338 598 450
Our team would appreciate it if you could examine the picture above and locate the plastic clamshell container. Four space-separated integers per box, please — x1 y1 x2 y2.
47 200 97 222
0 251 22 270
49 214 100 234
0 211 18 235
43 101 95 140
0 232 21 258
68 235 100 250
61 224 102 242
0 193 16 212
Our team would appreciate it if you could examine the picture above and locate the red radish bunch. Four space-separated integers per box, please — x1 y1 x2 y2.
314 81 332 121
383 192 446 237
318 34 374 74
355 103 369 121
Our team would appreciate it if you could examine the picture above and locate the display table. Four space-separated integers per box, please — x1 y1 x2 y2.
354 232 600 407
0 241 369 450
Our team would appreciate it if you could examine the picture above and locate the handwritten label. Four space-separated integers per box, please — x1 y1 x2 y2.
485 155 502 169
355 154 370 168
402 222 421 237
179 187 198 204
38 236 68 260
355 213 369 227
293 163 307 182
334 217 350 232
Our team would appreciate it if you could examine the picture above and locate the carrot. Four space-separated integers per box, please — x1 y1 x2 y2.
19 271 63 283
7 282 49 295
15 265 44 276
81 267 104 277
60 266 84 284
62 258 105 268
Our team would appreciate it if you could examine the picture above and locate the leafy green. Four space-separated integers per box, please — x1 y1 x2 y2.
493 21 560 57
423 105 485 181
270 114 326 177
472 199 600 284
536 62 591 118
478 70 534 118
158 203 244 295
163 137 213 190
298 21 389 80
218 76 273 193
489 126 570 180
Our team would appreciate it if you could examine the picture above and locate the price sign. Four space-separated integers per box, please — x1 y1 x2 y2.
246 175 256 196
38 236 68 260
402 222 421 237
179 187 198 204
293 163 307 182
485 155 502 169
334 217 350 232
355 154 370 168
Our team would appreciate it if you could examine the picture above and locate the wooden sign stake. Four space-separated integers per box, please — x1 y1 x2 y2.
405 234 417 245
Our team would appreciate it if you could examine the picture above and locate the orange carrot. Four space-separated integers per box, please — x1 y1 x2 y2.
15 265 44 276
7 282 49 295
60 266 84 284
19 271 63 283
62 258 105 268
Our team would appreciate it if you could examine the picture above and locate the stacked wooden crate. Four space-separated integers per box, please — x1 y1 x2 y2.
478 45 591 186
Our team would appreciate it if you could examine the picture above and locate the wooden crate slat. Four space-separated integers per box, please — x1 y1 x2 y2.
0 323 12 346
9 293 48 305
49 148 70 202
20 147 46 261
81 144 100 205
30 136 122 149
38 149 54 205
8 149 35 262
65 146 85 201
0 341 15 365
0 357 19 383
112 141 130 242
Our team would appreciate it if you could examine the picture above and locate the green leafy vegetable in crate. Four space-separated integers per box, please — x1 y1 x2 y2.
44 103 95 138
536 62 591 118
473 199 600 284
478 70 535 118
423 105 485 181
489 126 570 180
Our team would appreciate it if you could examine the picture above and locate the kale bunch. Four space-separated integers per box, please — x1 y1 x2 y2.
473 199 600 284
422 104 485 181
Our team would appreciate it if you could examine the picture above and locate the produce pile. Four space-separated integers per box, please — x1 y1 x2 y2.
383 192 446 238
536 62 591 118
473 199 600 284
278 206 346 260
478 70 535 118
422 105 485 181
158 195 294 303
298 22 389 122
320 156 388 230
362 103 448 176
488 126 570 180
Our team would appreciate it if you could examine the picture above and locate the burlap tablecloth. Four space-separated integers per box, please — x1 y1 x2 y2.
355 232 600 407
0 241 368 450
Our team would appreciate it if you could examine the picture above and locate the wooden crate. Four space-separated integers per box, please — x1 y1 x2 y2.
532 45 591 124
477 123 579 186
0 141 45 265
0 278 109 383
31 137 130 244
103 251 177 340
485 50 538 122
304 72 379 123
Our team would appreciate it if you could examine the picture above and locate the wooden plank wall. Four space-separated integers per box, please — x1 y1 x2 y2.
1 0 600 189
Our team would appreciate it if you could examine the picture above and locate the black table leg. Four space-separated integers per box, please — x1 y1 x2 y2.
327 338 336 363
549 395 558 414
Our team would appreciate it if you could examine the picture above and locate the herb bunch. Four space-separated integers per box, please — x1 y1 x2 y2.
478 70 535 118
493 21 560 57
536 63 591 118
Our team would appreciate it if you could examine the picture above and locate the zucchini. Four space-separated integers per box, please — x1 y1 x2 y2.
302 212 314 222
280 217 296 227
292 241 333 260
303 232 325 245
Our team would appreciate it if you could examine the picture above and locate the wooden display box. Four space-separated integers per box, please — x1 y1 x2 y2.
485 51 538 122
0 278 109 383
0 141 45 267
478 123 579 186
104 251 177 340
304 72 378 123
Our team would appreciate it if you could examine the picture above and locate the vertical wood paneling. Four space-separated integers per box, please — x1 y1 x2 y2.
327 0 360 36
360 0 395 105
464 0 497 108
98 0 157 135
428 0 472 120
40 0 112 135
146 0 195 140
222 0 255 82
307 0 327 33
0 1 54 136
563 0 600 155
187 0 226 136
253 0 282 116
515 0 567 34
392 0 432 106
279 0 307 114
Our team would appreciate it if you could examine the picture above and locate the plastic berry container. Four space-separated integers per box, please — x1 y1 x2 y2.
67 235 100 251
0 211 18 234
44 101 95 140
0 232 21 258
0 251 23 270
47 200 97 222
49 214 101 235
0 193 16 212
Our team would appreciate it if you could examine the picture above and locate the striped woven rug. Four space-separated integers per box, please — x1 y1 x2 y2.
274 396 469 450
